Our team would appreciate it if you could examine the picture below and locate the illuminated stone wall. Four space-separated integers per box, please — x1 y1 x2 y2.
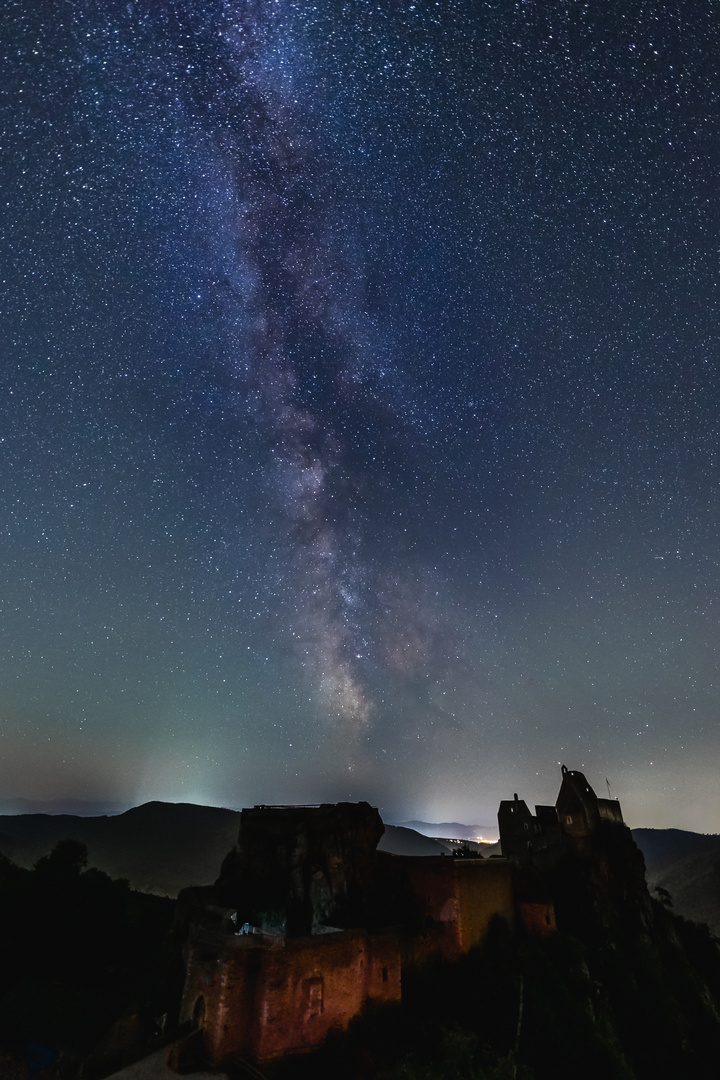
181 926 401 1065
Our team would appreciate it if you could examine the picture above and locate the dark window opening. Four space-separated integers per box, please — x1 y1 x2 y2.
304 977 324 1019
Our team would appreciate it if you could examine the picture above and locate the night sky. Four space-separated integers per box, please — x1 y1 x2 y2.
2 0 720 831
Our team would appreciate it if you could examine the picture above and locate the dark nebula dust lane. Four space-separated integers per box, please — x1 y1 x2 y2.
2 0 720 828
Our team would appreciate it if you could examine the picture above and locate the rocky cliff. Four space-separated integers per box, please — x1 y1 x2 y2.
214 801 384 935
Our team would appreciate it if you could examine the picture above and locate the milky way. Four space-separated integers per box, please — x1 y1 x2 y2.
199 5 378 729
172 2 448 735
2 0 720 829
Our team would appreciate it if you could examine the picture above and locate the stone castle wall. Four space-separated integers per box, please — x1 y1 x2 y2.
181 926 401 1065
378 854 515 965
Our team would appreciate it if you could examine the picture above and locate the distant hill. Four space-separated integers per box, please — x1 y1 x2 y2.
378 825 449 856
633 828 720 937
0 801 242 896
397 820 498 841
632 828 720 875
0 805 468 895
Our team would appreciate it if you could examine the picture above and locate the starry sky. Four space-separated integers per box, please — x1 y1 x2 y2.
2 0 720 832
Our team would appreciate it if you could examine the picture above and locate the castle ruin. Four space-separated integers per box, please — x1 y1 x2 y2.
176 767 627 1068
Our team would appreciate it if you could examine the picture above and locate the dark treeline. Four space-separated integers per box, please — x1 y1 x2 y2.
0 840 181 1078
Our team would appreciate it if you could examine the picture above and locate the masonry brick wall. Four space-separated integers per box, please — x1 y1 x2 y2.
378 855 515 965
181 927 401 1065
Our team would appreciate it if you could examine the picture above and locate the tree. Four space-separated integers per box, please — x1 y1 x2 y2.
35 838 88 878
655 886 673 910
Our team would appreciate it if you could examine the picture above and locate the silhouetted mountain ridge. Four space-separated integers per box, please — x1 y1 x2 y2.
397 819 497 840
633 827 720 936
0 803 444 895
378 825 447 856
0 801 242 896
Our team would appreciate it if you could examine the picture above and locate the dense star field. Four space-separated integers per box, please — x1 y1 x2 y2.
2 0 719 829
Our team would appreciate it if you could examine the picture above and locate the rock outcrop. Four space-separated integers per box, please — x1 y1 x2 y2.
214 801 384 936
